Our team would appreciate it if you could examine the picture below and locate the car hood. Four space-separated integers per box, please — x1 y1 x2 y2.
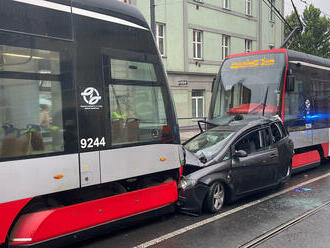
185 150 205 167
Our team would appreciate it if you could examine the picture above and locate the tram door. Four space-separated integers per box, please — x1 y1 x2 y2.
74 16 106 187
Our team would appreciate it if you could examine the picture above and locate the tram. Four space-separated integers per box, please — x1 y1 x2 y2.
209 48 330 170
0 0 183 247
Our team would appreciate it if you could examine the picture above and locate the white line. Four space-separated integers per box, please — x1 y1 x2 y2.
13 0 148 31
13 0 71 13
72 7 148 31
133 172 330 248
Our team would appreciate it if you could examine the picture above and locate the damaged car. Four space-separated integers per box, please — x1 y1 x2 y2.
178 117 294 215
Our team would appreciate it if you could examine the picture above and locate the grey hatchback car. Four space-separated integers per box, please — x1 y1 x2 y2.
178 117 294 215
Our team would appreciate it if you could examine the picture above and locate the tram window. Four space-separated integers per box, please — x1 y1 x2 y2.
0 45 65 159
0 44 60 74
111 59 157 82
109 85 168 145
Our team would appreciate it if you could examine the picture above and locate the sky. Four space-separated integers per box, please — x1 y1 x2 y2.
284 0 330 17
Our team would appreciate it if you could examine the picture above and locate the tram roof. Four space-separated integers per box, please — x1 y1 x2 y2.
287 49 330 68
72 0 149 30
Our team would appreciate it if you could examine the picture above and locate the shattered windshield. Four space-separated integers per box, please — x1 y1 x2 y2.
211 53 286 120
184 130 234 162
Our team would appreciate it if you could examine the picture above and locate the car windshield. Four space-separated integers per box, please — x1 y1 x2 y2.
184 130 234 162
211 53 286 120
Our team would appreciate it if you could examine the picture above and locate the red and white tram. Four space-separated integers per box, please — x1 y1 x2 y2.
0 0 183 247
209 49 330 171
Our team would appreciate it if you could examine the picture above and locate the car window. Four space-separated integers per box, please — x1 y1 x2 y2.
270 123 283 143
263 128 272 148
235 130 263 154
278 122 288 137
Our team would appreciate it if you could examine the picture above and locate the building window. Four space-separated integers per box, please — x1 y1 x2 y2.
223 0 229 9
245 0 252 15
156 23 166 56
193 30 203 59
222 35 230 60
270 0 275 22
192 90 204 118
245 39 252 52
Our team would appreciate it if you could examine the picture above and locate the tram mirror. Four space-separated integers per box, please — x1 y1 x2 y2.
287 75 295 92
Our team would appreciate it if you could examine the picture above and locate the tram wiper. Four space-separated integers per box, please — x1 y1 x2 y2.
249 86 269 115
197 120 218 133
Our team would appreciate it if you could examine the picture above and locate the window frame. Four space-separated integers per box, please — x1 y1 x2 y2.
270 122 283 143
156 22 166 57
222 35 230 60
192 90 205 118
233 127 272 155
245 0 252 16
223 0 229 9
0 33 77 162
193 30 203 60
245 39 252 53
102 49 177 148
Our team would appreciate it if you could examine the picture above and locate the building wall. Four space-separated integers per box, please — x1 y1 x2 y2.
120 0 284 128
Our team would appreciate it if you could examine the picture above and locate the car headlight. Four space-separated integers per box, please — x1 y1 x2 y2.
178 177 197 191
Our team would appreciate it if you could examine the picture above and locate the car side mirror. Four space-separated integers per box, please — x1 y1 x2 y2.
233 150 248 158
286 75 295 92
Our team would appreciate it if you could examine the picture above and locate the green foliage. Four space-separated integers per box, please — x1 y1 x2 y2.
285 5 330 58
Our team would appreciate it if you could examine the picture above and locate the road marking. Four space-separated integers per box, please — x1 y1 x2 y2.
239 199 330 248
133 172 330 248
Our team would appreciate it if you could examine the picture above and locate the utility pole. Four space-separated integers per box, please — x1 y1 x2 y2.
150 0 156 37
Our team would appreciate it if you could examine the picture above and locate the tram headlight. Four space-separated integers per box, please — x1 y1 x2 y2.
179 177 197 191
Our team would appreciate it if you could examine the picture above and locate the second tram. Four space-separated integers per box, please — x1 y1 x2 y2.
209 48 330 170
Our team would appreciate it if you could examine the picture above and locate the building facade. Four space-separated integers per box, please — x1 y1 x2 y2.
120 0 284 128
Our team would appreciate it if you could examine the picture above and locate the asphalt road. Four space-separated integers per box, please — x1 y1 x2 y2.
72 160 330 248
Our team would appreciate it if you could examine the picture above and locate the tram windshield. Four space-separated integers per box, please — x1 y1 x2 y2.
211 53 286 122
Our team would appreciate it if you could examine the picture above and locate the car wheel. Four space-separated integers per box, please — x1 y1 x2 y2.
279 162 292 188
285 163 292 178
205 182 225 213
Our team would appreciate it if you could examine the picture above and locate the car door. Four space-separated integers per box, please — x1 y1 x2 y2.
270 122 292 179
231 127 278 195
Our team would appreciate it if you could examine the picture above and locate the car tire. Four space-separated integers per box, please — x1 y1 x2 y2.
279 162 292 187
204 181 225 213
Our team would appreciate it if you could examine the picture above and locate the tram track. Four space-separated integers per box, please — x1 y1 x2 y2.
239 198 330 248
133 171 330 248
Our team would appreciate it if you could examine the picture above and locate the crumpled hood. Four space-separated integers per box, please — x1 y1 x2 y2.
185 150 205 167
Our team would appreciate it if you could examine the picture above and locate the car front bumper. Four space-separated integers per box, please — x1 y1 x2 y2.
177 183 209 215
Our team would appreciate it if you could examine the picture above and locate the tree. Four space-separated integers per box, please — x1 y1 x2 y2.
285 5 330 58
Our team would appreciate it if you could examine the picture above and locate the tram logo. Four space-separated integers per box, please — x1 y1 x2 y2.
81 87 102 105
80 87 103 110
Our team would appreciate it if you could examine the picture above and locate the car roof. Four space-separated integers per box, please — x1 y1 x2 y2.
210 116 280 133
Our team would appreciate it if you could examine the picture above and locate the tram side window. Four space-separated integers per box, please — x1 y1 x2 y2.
108 59 169 145
312 76 330 129
0 45 65 159
284 64 313 131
